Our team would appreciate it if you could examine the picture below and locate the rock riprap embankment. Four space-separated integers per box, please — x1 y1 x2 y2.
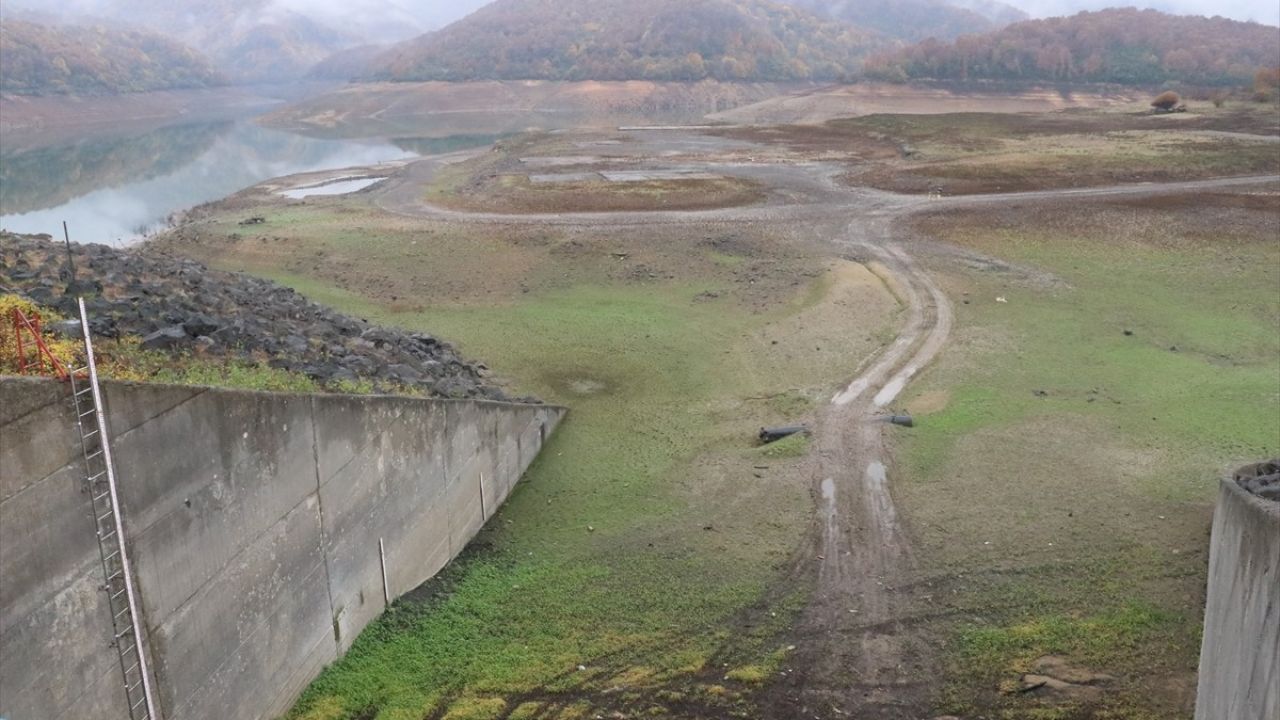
0 232 516 401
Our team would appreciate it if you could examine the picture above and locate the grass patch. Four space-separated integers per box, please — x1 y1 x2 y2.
440 697 506 720
724 666 769 684
904 223 1279 497
763 389 813 418
898 194 1278 717
273 265 867 717
956 601 1170 673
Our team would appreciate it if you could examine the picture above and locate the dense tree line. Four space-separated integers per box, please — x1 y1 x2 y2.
0 20 222 95
366 0 881 83
785 0 1020 42
9 0 359 83
862 9 1280 86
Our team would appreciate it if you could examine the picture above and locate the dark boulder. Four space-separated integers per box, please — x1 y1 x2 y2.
182 314 220 338
140 325 190 350
49 319 84 339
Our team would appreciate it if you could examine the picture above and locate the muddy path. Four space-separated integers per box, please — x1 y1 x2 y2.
765 229 955 719
362 149 1276 717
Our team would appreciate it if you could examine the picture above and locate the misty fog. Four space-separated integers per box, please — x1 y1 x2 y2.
6 0 1276 33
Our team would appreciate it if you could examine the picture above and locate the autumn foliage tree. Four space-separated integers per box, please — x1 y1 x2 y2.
0 20 222 96
862 9 1280 87
365 0 882 83
786 0 1018 42
1255 67 1280 101
1151 91 1181 110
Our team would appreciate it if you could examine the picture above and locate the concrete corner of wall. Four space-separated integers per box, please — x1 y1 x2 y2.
1194 474 1280 720
0 376 568 720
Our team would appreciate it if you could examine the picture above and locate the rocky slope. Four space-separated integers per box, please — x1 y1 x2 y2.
0 232 517 401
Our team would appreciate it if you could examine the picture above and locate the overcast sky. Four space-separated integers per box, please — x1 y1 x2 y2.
412 0 1280 27
7 0 1278 33
1014 1 1279 25
413 0 1280 29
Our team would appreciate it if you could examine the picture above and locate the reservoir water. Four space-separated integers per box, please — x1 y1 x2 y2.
0 118 499 246
280 176 384 199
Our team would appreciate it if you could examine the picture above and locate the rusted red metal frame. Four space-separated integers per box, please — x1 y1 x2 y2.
11 307 71 381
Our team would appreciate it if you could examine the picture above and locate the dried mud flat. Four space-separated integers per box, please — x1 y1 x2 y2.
708 82 1141 126
713 106 1280 195
258 80 809 139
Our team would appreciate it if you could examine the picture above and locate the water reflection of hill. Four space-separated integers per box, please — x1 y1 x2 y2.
0 121 415 244
0 122 229 215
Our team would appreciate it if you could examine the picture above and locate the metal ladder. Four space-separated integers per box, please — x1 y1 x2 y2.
69 298 160 720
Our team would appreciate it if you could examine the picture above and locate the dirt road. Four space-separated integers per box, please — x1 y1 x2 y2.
364 145 1277 717
374 149 1277 228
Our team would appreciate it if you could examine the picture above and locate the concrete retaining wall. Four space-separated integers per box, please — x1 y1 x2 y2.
0 377 564 720
1195 473 1279 720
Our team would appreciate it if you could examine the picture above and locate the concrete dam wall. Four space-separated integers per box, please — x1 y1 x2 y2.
0 376 565 720
1195 468 1279 720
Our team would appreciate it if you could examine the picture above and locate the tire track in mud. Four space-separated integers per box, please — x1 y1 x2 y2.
766 218 954 719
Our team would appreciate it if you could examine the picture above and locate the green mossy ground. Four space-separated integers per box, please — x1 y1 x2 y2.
899 194 1279 717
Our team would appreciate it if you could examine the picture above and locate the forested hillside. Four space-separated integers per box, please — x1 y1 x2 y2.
864 9 1280 86
785 0 1024 42
3 0 364 83
366 0 881 82
93 0 353 83
210 15 350 83
0 20 222 95
308 45 388 81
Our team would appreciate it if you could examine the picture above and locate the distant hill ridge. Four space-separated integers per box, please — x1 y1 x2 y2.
784 0 1027 42
364 0 884 82
864 8 1280 86
2 0 405 84
0 20 222 96
82 0 355 83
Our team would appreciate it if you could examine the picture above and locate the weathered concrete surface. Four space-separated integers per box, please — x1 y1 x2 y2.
0 378 131 720
1195 472 1280 720
0 376 564 720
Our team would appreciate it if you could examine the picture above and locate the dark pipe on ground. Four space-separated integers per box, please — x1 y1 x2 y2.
759 426 808 444
879 414 914 428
